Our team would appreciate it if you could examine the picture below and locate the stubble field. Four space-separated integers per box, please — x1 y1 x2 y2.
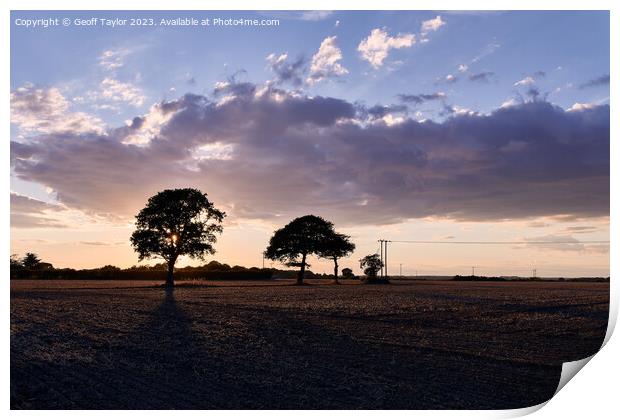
10 279 609 409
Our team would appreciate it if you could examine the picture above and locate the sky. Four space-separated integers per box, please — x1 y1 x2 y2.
10 10 610 276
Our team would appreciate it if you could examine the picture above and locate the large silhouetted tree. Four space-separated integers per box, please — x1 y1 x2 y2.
130 188 225 288
318 233 355 284
264 215 335 285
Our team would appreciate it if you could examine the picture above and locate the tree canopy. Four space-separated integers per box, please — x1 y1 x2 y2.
317 233 355 284
130 188 225 287
265 215 336 285
22 252 41 269
359 253 383 279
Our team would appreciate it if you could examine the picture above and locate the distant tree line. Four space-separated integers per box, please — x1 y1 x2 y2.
9 253 349 281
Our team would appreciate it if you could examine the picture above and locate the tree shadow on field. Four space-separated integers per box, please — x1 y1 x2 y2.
84 288 260 409
11 288 249 409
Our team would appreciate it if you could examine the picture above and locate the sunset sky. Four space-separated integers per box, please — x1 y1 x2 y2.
10 10 610 276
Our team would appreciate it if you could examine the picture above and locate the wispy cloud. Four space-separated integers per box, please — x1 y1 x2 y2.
469 71 494 83
579 74 610 89
514 76 536 87
98 48 130 71
398 92 446 104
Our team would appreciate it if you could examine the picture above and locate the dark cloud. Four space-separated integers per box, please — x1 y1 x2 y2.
579 74 610 89
526 87 542 101
366 104 408 118
10 193 68 228
398 92 446 104
11 83 610 226
562 226 599 234
468 71 494 82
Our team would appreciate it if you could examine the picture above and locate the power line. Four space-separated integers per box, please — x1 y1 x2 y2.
389 240 609 244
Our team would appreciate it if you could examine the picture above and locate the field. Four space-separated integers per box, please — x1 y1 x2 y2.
11 279 609 409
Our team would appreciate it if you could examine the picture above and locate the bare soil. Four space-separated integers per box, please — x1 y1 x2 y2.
10 279 609 409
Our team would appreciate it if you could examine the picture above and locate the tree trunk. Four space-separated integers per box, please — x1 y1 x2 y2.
166 259 176 288
333 257 339 285
297 253 307 285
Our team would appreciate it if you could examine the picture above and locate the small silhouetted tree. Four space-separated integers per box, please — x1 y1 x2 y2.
341 268 354 279
130 188 225 288
265 215 335 285
359 253 383 279
10 254 23 270
22 252 41 269
318 233 355 284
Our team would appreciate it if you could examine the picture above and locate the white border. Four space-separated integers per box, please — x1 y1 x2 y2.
3 1 617 419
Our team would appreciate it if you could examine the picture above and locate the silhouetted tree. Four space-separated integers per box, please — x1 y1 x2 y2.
341 267 354 279
264 215 335 285
10 254 23 270
318 233 355 284
130 188 225 288
359 253 383 279
22 252 41 269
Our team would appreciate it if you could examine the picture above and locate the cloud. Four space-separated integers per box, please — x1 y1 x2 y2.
358 28 415 68
471 41 501 64
444 74 458 83
99 49 130 71
567 102 597 112
521 234 608 253
266 53 306 86
579 74 610 89
443 104 477 117
421 16 445 34
261 11 334 21
300 11 333 20
398 92 446 104
468 71 494 82
562 226 599 234
366 104 408 118
11 83 105 135
79 241 125 246
514 76 535 86
119 102 180 146
10 193 68 228
11 83 609 226
500 98 520 109
307 36 348 84
458 64 468 73
98 78 146 107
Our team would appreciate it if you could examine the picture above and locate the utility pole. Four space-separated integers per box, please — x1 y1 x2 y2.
385 240 388 278
400 263 402 277
379 239 384 277
533 268 537 278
